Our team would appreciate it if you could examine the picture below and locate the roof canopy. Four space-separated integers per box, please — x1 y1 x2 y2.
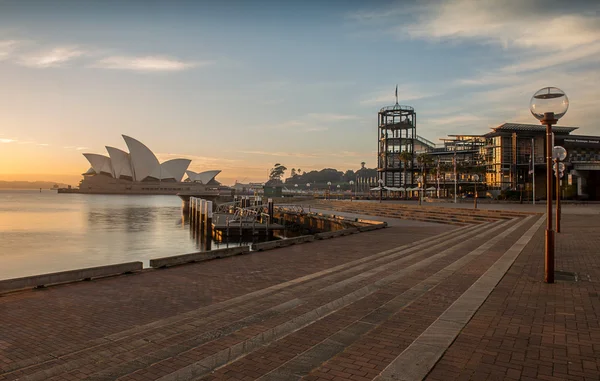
83 136 210 182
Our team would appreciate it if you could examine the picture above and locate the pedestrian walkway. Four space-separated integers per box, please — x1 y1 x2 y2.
1 208 596 381
424 213 600 381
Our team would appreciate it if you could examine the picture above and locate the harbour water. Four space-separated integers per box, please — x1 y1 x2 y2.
0 189 206 280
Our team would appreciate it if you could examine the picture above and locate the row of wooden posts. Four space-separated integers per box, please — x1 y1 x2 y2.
189 197 213 251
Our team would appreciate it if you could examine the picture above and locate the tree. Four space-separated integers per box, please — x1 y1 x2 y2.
416 153 434 187
290 168 297 177
398 151 413 187
268 163 287 184
360 162 366 169
342 169 356 182
297 168 302 175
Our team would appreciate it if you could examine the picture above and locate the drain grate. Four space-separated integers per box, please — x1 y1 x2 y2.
555 270 578 282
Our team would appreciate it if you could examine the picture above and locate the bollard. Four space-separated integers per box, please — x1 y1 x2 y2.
267 198 274 222
189 198 194 229
200 199 206 235
205 201 213 251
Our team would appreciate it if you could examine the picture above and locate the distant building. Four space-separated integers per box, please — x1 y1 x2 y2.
374 96 600 199
79 135 223 194
414 124 600 200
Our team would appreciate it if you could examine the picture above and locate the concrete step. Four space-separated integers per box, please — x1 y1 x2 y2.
314 200 534 219
2 221 501 381
314 205 486 226
311 202 525 225
64 220 532 380
203 215 542 381
3 216 545 381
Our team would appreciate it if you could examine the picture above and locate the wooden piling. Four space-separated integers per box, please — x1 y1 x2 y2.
205 200 213 251
200 199 206 234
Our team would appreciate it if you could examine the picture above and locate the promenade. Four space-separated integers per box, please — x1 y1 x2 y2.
0 203 598 381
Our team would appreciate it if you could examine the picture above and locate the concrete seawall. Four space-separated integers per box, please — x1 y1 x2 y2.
0 262 143 294
149 246 250 268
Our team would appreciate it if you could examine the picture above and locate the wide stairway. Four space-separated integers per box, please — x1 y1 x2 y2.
1 215 543 381
309 200 533 226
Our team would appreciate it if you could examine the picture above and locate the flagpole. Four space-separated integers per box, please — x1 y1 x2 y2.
454 152 457 204
532 137 536 205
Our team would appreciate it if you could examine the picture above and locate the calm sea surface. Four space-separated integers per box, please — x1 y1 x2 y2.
0 190 207 280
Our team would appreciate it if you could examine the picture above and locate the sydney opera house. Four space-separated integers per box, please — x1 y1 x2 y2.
79 135 223 194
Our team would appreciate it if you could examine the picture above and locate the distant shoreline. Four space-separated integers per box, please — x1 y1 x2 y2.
0 181 71 189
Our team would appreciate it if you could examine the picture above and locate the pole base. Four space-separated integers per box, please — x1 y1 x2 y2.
545 229 554 284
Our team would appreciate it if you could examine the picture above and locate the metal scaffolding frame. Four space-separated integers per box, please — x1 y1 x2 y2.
377 104 416 187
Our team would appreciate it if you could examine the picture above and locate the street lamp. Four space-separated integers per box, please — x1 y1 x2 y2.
326 181 332 200
553 146 567 233
473 174 479 209
349 180 355 200
530 86 569 284
378 178 384 203
417 176 423 206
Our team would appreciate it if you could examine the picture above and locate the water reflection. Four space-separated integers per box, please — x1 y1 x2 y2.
0 190 198 280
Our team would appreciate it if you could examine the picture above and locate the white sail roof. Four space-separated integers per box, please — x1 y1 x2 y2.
122 135 160 181
160 159 191 182
186 170 221 184
83 153 113 176
82 136 202 183
106 146 133 179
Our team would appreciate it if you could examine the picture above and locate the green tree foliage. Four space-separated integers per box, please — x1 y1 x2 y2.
268 163 287 184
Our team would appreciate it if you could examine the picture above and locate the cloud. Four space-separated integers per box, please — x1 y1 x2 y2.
0 138 16 143
395 0 600 52
19 46 84 68
0 40 19 61
348 0 600 137
304 126 329 132
37 143 49 146
360 85 437 105
307 113 360 122
240 150 319 158
91 56 206 72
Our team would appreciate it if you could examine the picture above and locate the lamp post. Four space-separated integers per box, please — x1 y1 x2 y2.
453 152 458 203
553 146 567 233
349 180 355 200
473 174 479 209
294 183 298 193
417 176 423 206
306 182 311 195
378 178 384 203
326 181 332 200
530 87 569 284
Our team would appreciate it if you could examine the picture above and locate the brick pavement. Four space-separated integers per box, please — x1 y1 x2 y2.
424 213 600 381
0 224 450 376
2 207 597 381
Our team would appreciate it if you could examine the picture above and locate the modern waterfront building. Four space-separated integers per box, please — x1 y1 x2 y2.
374 97 600 199
407 124 600 200
376 102 436 187
79 135 223 194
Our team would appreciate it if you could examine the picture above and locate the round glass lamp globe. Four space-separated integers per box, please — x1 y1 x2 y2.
553 145 567 161
529 87 569 121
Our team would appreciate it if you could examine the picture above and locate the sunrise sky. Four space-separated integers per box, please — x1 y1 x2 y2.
0 0 599 185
